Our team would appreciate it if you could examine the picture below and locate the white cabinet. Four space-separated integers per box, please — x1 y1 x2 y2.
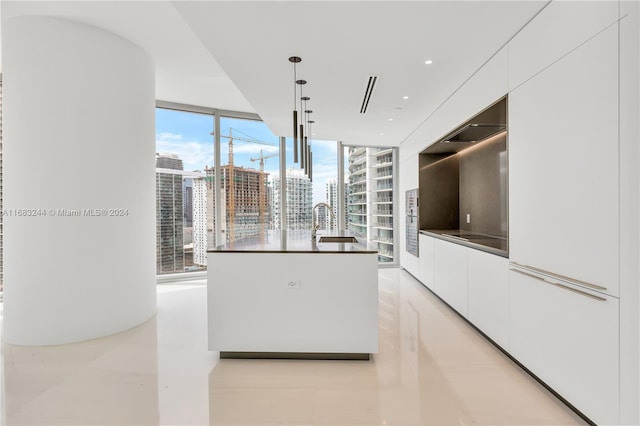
509 25 619 296
509 268 619 425
467 250 508 348
508 0 619 90
433 239 468 317
418 234 435 291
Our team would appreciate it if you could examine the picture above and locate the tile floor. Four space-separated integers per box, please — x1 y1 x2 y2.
0 268 586 425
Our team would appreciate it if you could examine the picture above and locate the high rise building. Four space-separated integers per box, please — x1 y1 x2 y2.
325 178 348 231
347 147 368 238
347 147 395 263
156 154 184 170
221 165 269 241
270 169 312 230
192 172 215 266
192 165 267 266
316 204 329 230
183 178 194 228
156 153 185 273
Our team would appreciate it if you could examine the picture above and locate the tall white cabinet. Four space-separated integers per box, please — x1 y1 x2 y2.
508 18 620 426
509 24 620 297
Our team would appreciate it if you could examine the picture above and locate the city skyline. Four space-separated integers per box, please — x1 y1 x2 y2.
155 108 338 205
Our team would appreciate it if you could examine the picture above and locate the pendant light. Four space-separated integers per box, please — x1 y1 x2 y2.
308 119 315 182
304 104 313 180
288 56 301 163
298 83 307 170
301 96 310 175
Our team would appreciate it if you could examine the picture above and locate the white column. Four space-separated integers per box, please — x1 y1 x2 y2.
3 16 157 345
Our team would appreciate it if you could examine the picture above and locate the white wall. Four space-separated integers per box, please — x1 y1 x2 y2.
398 1 639 423
3 16 157 345
619 1 640 422
398 153 419 277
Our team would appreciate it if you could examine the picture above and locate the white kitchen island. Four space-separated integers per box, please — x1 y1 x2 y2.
207 230 379 360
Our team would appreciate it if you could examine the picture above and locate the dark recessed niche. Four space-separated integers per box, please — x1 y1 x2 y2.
423 97 507 155
419 96 508 248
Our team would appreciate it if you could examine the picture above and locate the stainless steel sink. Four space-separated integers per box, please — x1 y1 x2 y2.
318 236 358 243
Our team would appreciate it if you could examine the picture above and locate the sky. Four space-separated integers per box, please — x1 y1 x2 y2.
155 108 340 204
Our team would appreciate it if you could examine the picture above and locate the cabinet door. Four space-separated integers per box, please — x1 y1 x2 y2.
433 239 468 317
509 25 619 296
508 0 618 90
509 269 619 425
418 234 435 291
467 250 508 348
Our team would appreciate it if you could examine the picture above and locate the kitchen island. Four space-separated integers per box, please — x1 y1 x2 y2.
207 230 379 360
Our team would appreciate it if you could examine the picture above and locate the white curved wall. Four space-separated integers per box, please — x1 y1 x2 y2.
2 16 157 345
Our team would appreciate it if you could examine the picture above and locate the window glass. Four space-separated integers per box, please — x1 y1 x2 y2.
155 108 213 274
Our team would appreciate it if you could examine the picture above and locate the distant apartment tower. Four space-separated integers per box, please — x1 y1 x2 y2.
316 204 329 230
156 153 185 273
193 171 214 266
269 169 313 230
156 153 184 170
347 147 368 238
183 178 194 227
347 147 395 263
325 178 348 231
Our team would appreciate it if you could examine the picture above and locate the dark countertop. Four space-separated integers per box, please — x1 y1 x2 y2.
207 230 378 254
420 229 508 258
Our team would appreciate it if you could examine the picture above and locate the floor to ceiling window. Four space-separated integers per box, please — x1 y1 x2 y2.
156 105 398 273
155 106 281 275
155 108 213 274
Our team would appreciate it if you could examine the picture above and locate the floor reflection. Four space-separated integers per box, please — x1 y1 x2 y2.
206 269 585 425
2 316 160 425
1 271 586 425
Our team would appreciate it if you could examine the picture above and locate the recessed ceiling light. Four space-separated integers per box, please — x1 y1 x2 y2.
402 96 409 100
388 118 393 121
312 133 316 136
425 60 433 65
379 133 384 136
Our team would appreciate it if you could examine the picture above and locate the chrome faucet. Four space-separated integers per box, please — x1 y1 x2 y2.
312 202 335 240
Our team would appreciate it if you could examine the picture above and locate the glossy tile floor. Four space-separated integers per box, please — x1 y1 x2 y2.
0 269 586 425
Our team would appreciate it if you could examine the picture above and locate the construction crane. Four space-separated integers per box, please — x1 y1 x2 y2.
250 150 279 233
250 149 279 172
212 128 275 242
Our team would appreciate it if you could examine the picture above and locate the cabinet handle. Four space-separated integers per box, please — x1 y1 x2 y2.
510 269 607 302
509 262 607 291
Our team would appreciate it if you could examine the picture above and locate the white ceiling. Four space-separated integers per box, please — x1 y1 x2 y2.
1 0 255 112
2 1 548 146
